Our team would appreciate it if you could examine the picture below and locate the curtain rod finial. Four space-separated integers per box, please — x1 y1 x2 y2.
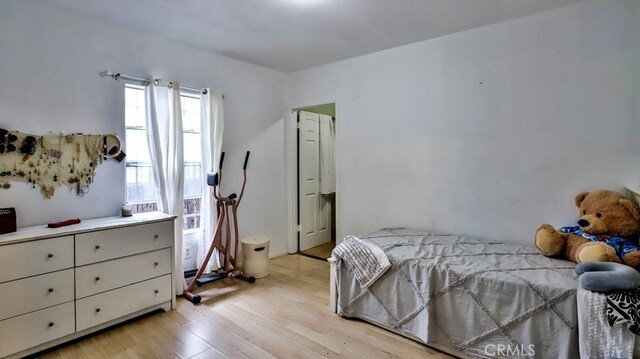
99 70 109 77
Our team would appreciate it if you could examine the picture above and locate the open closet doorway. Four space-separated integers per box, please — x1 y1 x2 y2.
294 104 336 260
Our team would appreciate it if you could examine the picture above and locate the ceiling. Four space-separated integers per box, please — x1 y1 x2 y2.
40 0 588 73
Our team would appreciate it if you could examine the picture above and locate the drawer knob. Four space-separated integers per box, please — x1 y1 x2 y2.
95 308 101 313
48 322 55 327
154 234 159 239
154 262 159 267
47 253 54 258
48 288 54 293
154 289 159 294
95 276 101 281
95 245 101 250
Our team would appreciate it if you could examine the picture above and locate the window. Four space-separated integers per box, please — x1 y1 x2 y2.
125 85 158 213
181 94 203 231
124 85 203 231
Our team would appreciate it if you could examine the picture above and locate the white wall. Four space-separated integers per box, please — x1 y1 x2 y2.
0 2 289 264
287 0 640 245
2 0 638 260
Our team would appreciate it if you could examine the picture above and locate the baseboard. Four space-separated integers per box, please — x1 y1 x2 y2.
269 250 288 259
184 250 289 276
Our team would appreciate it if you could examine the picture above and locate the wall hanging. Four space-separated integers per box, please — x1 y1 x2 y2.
0 128 125 198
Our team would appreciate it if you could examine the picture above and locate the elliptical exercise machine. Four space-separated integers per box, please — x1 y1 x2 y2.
183 151 255 304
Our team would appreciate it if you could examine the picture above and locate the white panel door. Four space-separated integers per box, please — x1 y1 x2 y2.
298 111 331 251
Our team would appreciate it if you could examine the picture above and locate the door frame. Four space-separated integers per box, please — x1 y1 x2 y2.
285 103 340 254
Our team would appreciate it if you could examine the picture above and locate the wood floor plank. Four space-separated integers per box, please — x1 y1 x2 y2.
210 303 336 358
183 317 278 359
300 240 336 259
37 255 453 359
109 340 181 359
188 347 228 359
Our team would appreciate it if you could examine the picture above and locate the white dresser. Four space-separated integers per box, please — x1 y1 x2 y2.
627 186 640 206
0 212 175 358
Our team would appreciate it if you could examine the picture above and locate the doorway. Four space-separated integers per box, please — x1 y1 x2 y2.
295 104 336 260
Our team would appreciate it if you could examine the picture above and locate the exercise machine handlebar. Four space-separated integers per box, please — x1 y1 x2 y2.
243 151 250 170
217 151 249 171
207 151 250 203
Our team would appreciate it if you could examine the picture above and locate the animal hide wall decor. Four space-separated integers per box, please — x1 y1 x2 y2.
0 129 125 198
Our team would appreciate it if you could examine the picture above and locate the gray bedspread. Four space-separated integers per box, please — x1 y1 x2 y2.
335 228 580 358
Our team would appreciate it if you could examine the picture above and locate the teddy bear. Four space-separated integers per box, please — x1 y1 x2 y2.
534 189 640 268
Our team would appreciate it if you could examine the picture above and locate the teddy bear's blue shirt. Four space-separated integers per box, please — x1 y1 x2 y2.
561 226 639 260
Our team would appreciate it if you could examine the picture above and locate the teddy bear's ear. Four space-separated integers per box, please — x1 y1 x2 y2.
618 199 640 221
575 192 589 207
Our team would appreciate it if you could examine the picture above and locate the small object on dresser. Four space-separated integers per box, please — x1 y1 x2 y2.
0 208 17 235
47 218 81 228
121 203 133 217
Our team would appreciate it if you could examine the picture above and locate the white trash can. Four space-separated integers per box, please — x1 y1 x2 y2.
241 236 270 278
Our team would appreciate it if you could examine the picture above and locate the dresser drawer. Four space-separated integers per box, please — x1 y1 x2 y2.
0 302 75 358
76 274 172 331
0 236 74 283
76 248 172 299
75 221 173 265
0 269 74 321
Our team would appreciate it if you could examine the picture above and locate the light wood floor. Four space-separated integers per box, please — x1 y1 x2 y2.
300 240 336 260
39 255 452 359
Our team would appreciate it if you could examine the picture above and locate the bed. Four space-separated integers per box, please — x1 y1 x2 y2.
329 228 640 358
577 287 640 359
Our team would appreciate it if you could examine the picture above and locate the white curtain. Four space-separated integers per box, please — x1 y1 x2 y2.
198 89 224 273
319 114 335 194
145 81 186 296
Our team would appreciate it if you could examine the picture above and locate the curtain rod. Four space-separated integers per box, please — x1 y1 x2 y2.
99 70 225 98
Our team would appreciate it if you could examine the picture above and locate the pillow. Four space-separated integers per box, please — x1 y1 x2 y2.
575 262 640 292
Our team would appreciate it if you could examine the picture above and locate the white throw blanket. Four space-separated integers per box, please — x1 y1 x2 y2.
577 287 636 359
331 235 391 288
